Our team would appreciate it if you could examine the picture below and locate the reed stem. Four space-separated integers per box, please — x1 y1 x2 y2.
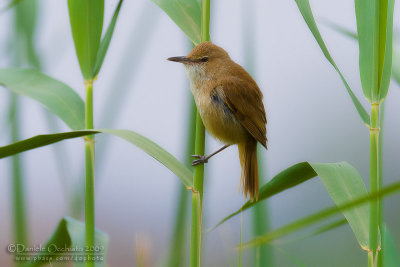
369 103 380 266
190 1 210 266
10 94 28 267
377 101 385 267
85 81 95 267
242 2 273 264
168 96 196 267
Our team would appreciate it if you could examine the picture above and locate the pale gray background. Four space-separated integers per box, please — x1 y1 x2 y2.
0 0 399 266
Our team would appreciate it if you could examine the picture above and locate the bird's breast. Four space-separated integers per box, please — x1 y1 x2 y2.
190 83 248 145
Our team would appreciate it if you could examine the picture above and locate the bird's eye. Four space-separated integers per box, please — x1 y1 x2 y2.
200 57 208 62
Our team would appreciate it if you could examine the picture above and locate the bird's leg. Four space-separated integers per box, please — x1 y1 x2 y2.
192 144 231 166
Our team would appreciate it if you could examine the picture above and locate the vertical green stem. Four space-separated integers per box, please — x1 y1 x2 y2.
8 2 39 263
10 94 28 267
369 103 380 266
190 1 210 266
168 96 196 267
377 101 385 267
190 112 206 267
200 0 210 42
85 81 95 267
252 151 273 267
242 1 273 265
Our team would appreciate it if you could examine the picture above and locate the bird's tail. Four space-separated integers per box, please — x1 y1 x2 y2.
238 138 259 201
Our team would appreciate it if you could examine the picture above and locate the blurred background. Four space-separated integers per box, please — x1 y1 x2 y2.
0 0 399 266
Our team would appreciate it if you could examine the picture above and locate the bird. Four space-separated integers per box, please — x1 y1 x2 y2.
168 41 267 201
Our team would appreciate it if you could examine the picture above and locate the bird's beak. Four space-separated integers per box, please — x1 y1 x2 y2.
167 56 193 63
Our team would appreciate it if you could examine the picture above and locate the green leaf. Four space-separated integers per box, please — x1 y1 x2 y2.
310 162 369 249
27 217 108 267
99 129 193 187
294 0 370 126
382 225 400 267
323 22 400 89
0 0 23 14
273 245 309 267
68 0 104 81
13 0 41 68
355 0 395 102
305 218 347 239
239 180 400 249
214 162 369 249
0 68 85 130
322 20 357 40
0 129 193 188
211 162 317 230
391 48 400 86
280 218 347 245
92 0 123 78
152 0 201 45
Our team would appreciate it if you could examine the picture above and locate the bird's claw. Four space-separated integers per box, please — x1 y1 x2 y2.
191 155 208 166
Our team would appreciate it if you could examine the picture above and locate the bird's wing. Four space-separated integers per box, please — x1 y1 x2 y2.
216 77 267 148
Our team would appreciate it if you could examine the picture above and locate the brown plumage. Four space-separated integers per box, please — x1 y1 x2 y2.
168 41 267 201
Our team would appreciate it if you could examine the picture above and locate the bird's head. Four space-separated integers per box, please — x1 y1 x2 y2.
168 42 230 81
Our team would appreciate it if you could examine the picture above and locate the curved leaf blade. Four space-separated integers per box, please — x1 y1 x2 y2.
211 162 317 230
279 218 347 245
0 129 193 188
27 217 108 267
152 0 201 45
92 0 124 78
68 0 104 80
382 225 400 267
240 181 400 249
0 131 93 158
310 162 369 249
99 129 193 187
294 0 370 126
214 162 370 249
0 68 85 130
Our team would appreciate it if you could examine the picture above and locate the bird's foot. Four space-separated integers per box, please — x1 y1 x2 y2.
191 155 208 166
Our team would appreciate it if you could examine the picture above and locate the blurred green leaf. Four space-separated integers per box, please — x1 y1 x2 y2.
355 0 395 102
13 0 40 68
280 218 347 245
68 0 104 80
92 0 124 78
0 129 193 188
392 49 400 86
212 162 317 230
382 225 400 267
294 0 370 126
311 162 369 249
27 217 108 267
322 20 357 40
214 162 369 249
0 0 23 13
239 180 400 249
273 245 308 267
0 68 85 130
304 217 347 238
152 0 201 45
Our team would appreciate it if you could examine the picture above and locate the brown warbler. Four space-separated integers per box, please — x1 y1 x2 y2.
168 41 267 201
